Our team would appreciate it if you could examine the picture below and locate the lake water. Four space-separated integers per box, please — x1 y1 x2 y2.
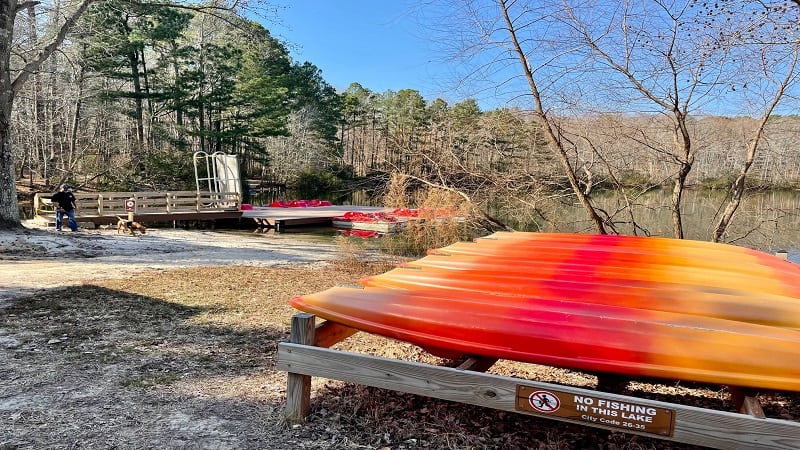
20 188 800 260
240 189 800 261
492 189 800 259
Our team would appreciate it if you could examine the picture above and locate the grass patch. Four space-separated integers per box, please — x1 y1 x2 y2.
121 373 182 388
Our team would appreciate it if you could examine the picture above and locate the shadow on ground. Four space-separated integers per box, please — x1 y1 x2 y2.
0 284 298 449
1 274 797 450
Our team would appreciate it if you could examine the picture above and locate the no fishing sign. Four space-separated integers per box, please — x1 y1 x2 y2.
516 385 675 437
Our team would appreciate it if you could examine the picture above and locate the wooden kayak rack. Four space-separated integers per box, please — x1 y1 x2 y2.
278 313 800 450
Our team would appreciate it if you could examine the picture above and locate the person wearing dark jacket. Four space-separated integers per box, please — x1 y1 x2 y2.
51 184 79 232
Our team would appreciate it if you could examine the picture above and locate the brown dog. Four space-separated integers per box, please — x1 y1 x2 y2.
116 216 147 236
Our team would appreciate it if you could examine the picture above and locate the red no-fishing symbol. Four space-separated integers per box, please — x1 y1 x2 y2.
528 391 561 413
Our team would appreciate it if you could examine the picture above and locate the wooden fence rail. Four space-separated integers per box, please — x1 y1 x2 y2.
34 191 240 217
33 191 242 227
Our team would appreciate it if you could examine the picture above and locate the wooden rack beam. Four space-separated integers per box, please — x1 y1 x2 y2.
279 313 800 450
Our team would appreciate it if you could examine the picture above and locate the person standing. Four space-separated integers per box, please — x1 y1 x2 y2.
51 184 79 232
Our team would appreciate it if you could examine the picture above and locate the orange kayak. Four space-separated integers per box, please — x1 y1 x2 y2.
290 232 800 391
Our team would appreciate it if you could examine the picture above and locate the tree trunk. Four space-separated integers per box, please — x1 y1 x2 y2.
199 103 205 152
69 61 86 160
173 50 184 128
671 162 690 240
0 120 19 228
26 3 46 185
670 116 694 240
128 49 145 150
140 48 154 147
0 0 20 228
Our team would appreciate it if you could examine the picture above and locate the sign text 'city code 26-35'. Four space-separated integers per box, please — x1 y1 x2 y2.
516 385 676 437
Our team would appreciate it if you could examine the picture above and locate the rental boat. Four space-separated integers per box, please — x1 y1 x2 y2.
290 232 800 392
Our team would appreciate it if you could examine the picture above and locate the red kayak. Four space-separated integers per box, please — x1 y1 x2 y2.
269 199 332 208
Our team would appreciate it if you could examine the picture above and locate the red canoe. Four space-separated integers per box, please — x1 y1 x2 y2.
290 232 800 392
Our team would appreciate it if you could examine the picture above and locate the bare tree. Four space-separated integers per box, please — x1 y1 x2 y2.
434 0 800 239
497 0 610 234
0 0 265 228
0 0 98 228
712 44 800 242
558 1 737 238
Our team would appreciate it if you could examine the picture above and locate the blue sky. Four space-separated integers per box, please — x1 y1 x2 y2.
263 2 800 117
269 1 459 103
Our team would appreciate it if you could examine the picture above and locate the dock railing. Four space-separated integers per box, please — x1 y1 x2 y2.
34 190 241 218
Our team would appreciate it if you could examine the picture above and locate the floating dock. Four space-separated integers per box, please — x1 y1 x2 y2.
34 191 393 232
330 219 405 233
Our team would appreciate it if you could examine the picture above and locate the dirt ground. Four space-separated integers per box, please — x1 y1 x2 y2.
1 224 798 449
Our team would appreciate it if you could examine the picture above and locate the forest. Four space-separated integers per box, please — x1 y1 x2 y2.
6 0 800 242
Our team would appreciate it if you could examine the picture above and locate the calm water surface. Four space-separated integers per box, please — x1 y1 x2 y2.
497 189 800 260
235 189 800 261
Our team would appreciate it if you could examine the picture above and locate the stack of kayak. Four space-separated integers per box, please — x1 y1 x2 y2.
332 207 457 234
332 210 407 233
268 199 332 208
291 232 800 392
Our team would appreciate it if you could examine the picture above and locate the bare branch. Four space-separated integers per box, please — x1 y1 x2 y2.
15 1 40 12
12 0 97 95
498 0 609 234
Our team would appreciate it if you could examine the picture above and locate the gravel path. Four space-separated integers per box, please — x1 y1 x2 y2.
0 222 338 306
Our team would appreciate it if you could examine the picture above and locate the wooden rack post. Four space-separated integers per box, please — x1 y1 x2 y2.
285 313 315 421
284 313 359 421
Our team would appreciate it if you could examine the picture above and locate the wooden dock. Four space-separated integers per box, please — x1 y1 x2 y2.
34 192 393 231
243 205 387 232
34 191 242 227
